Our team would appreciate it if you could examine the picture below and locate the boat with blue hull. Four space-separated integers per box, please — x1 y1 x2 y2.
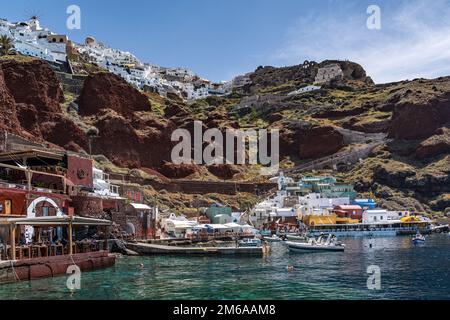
412 234 426 244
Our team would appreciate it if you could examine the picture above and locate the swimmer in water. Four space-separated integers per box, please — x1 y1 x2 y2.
287 266 294 272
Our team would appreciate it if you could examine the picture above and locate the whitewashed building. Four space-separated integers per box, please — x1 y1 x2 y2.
93 168 121 199
1 17 68 63
362 209 410 224
288 85 322 96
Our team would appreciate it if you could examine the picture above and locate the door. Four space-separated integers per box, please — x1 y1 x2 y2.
4 200 11 215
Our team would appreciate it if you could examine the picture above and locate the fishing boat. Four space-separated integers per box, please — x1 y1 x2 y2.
238 238 262 248
412 233 426 244
287 234 345 253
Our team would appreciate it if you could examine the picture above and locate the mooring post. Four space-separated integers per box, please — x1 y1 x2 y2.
10 224 16 260
68 221 73 255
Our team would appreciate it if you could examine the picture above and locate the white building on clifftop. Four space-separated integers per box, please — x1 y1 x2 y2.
1 17 68 63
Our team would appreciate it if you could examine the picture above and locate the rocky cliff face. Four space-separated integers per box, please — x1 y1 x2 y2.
90 110 176 168
1 57 449 215
75 72 177 169
78 73 152 116
389 92 450 140
0 58 88 149
280 124 345 159
245 60 373 94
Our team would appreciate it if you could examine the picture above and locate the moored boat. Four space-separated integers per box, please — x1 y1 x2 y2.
238 238 262 247
412 233 426 244
286 234 308 242
287 234 345 253
263 235 283 243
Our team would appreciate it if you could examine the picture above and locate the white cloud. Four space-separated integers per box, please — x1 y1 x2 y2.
272 0 450 83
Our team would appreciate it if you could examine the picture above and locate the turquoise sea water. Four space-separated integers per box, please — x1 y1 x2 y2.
0 235 449 300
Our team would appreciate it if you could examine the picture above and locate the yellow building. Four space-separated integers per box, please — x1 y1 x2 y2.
303 214 337 227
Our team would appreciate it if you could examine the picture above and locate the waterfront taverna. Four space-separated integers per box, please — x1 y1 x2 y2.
0 215 114 283
0 132 159 282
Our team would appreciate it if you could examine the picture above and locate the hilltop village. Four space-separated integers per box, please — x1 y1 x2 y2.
0 16 231 100
0 17 350 101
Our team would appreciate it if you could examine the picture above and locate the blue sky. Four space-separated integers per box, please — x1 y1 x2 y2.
3 0 450 83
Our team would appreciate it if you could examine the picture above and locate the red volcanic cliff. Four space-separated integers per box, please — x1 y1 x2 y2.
90 111 176 168
0 66 20 133
0 59 88 149
76 72 177 169
389 93 450 140
77 73 152 116
1 59 64 113
281 124 345 160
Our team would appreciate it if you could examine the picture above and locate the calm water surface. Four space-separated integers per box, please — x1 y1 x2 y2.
0 235 449 300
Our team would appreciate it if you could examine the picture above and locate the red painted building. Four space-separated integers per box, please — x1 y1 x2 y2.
66 155 94 189
0 187 70 218
333 205 364 221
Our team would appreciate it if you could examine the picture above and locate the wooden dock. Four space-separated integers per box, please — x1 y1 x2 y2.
126 242 264 256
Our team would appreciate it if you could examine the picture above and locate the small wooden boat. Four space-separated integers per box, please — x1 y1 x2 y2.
287 234 345 253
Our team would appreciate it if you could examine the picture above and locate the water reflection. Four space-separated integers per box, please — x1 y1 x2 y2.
0 235 448 300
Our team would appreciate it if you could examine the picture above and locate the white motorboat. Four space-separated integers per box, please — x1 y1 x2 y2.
263 235 283 243
238 238 262 247
286 234 308 242
287 234 345 253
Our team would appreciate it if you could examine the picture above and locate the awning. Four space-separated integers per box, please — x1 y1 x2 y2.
0 216 112 227
130 203 152 210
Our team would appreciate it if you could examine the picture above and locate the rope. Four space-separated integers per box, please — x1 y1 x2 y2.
9 260 20 282
69 252 78 267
